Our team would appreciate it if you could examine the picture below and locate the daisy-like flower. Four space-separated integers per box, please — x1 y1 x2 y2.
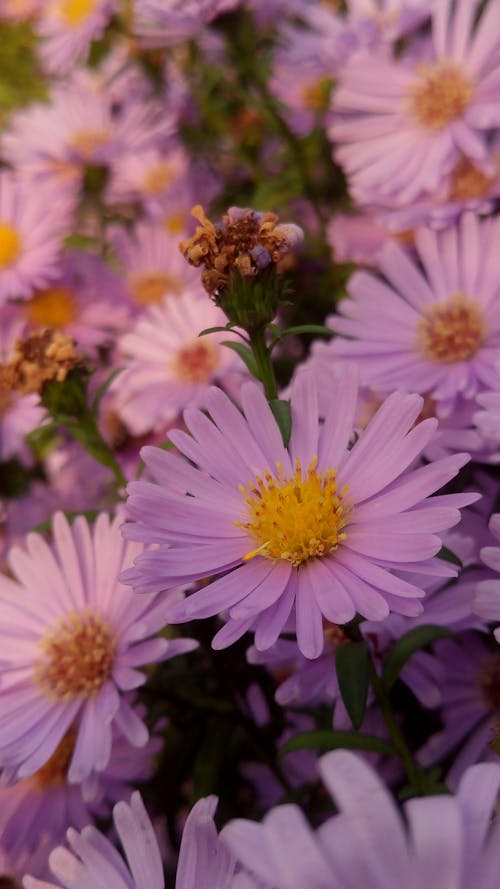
418 631 500 787
329 0 500 211
329 212 500 416
110 289 242 436
0 172 70 304
223 750 500 889
22 250 129 357
0 511 197 784
35 0 117 75
132 0 241 48
475 513 500 643
110 223 199 312
124 365 474 659
23 791 166 889
0 705 161 859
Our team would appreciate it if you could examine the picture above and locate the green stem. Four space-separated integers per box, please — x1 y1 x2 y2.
250 327 279 402
367 657 425 792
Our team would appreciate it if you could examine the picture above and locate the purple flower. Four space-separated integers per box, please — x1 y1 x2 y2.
329 0 500 211
124 366 474 658
329 213 500 416
132 0 241 48
223 750 500 889
475 513 500 643
23 791 165 889
418 631 500 787
36 0 117 75
0 511 197 784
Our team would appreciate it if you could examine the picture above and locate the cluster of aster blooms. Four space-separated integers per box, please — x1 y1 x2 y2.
1 1 500 888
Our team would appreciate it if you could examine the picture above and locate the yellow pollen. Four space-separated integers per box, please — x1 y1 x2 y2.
142 161 176 195
129 271 181 306
70 129 110 161
448 156 494 201
417 294 485 363
0 222 21 269
25 286 78 329
34 611 116 702
409 63 473 130
56 0 98 26
235 457 350 568
301 77 333 113
164 213 186 235
172 339 219 383
31 730 76 788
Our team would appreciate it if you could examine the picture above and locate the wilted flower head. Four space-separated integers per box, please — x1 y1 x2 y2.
7 329 80 396
179 205 304 298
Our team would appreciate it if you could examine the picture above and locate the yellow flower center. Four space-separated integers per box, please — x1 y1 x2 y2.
301 77 333 113
417 294 485 363
236 457 350 567
56 0 98 26
25 286 78 329
172 339 219 383
70 129 111 161
129 271 182 306
0 222 21 269
409 63 473 130
32 730 76 788
34 611 116 701
448 156 494 201
142 161 176 195
164 212 187 235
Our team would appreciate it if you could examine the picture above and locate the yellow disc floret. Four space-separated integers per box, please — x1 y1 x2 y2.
417 293 485 363
409 63 473 130
25 286 78 329
57 0 98 26
236 457 350 568
0 222 21 269
35 610 116 701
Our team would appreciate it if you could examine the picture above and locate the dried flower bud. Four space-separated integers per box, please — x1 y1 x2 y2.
180 205 304 298
8 329 81 395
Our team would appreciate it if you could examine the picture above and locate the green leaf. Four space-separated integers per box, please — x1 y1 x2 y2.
281 324 334 337
280 730 394 757
220 341 259 378
270 398 292 446
335 641 370 730
91 368 123 411
382 625 454 692
199 325 232 336
437 546 463 569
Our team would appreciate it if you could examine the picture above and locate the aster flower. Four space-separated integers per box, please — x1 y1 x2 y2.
124 365 474 659
475 513 500 643
110 289 243 436
35 0 117 75
0 510 197 784
23 791 165 889
132 0 241 48
0 172 70 304
223 750 500 889
329 212 500 416
346 0 433 43
329 0 500 211
0 705 161 859
110 223 199 312
418 631 500 787
22 250 129 357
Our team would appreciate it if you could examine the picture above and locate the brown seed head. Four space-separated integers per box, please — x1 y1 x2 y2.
8 329 80 395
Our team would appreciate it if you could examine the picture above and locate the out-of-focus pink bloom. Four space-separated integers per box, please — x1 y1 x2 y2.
111 290 242 436
35 0 117 75
132 0 241 48
329 0 500 212
329 213 500 416
0 172 70 303
476 513 500 643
